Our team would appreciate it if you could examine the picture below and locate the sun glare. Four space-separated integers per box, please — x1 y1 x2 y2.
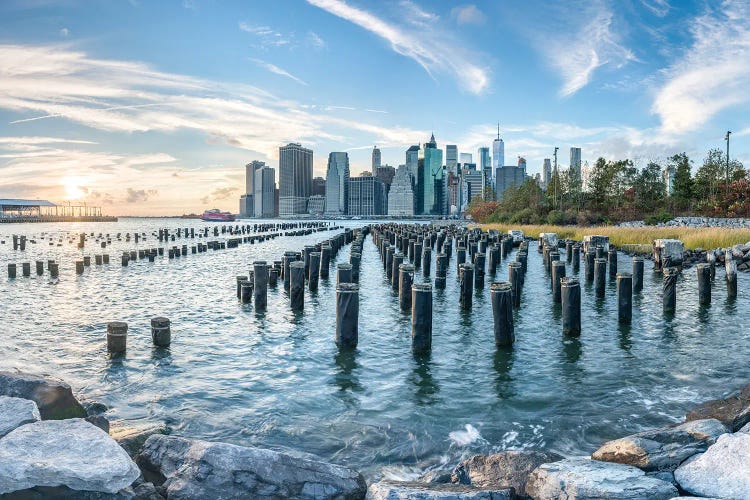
62 177 86 200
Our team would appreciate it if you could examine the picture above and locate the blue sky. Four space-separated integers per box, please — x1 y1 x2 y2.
0 0 748 214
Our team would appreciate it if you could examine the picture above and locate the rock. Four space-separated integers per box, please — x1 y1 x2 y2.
110 421 170 458
451 450 562 496
137 434 367 499
0 371 85 420
366 481 514 499
83 400 109 417
0 484 160 499
674 433 750 499
0 419 140 495
525 457 678 499
591 419 727 472
0 396 40 438
418 470 453 484
686 383 750 431
86 414 111 434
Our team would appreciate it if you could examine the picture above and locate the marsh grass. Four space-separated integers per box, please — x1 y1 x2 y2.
479 224 750 250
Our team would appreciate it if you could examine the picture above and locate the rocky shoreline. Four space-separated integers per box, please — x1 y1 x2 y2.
619 217 750 228
1 370 750 498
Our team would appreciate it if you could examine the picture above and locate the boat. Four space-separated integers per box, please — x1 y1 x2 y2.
200 209 235 222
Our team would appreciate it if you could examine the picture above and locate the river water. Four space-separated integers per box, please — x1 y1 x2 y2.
0 218 747 479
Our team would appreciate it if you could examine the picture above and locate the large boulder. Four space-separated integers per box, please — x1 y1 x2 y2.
367 481 514 499
591 419 727 472
674 432 750 498
109 421 170 458
0 396 40 438
137 434 367 499
686 383 750 431
525 457 678 499
451 450 562 496
0 371 85 420
0 419 140 495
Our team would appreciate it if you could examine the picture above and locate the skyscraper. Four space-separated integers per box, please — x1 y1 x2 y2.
421 133 443 215
279 143 313 216
241 160 265 216
372 146 381 171
376 164 396 186
348 176 388 216
406 145 419 180
479 147 491 187
492 123 505 173
324 152 349 216
570 147 582 178
254 165 276 218
387 164 415 216
460 153 472 164
495 162 527 201
542 158 552 189
446 145 458 175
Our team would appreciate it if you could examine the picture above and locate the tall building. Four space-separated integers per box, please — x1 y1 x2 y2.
387 164 415 216
406 145 420 180
307 195 325 216
541 158 552 189
254 165 276 218
461 168 484 212
279 143 313 216
460 153 472 164
663 165 676 195
421 133 443 215
312 176 326 197
372 146 381 171
241 160 265 216
446 145 458 175
325 152 350 216
479 147 491 187
348 175 388 216
495 164 527 201
570 147 582 178
447 171 460 214
376 164 396 187
492 124 505 173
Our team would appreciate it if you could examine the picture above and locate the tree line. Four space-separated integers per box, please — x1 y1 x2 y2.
468 149 748 225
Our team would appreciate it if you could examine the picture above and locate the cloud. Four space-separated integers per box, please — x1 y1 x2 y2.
239 22 292 48
652 0 750 135
308 31 326 49
209 186 238 200
450 5 485 25
59 28 69 37
534 1 637 97
306 0 489 94
249 58 307 85
125 188 157 203
640 0 670 17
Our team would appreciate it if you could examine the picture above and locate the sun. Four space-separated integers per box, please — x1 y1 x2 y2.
62 177 86 200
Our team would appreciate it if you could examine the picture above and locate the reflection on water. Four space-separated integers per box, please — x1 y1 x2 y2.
0 218 749 479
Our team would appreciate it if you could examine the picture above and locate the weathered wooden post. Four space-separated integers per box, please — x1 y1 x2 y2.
572 244 580 273
551 261 566 303
75 261 84 275
21 262 30 277
254 261 268 310
290 261 305 311
608 249 618 280
508 261 522 308
337 263 353 285
633 256 644 293
422 247 432 277
392 254 404 292
336 283 359 349
663 267 678 314
320 244 332 279
491 281 514 347
240 279 253 304
411 283 432 353
350 252 361 282
594 258 607 298
566 241 573 264
107 322 128 353
617 272 632 324
236 275 248 299
151 317 171 347
561 277 581 336
459 263 474 310
726 250 737 299
474 252 485 288
585 250 595 282
7 263 16 279
399 263 415 312
697 263 711 306
35 260 44 276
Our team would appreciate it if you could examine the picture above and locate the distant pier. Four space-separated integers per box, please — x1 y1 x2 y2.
0 199 116 223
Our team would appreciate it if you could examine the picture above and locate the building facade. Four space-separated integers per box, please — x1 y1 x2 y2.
241 160 266 217
387 164 415 216
312 177 326 196
421 134 443 215
376 165 396 187
479 147 491 188
254 165 276 218
324 151 350 216
570 147 582 178
492 125 505 174
495 165 527 201
348 176 387 216
279 143 313 216
372 146 381 171
461 168 484 212
307 195 325 216
542 158 552 189
446 145 458 175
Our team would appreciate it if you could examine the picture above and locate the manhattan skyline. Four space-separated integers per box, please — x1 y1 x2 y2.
0 0 748 215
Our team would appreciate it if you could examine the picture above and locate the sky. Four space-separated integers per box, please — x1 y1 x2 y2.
0 0 748 216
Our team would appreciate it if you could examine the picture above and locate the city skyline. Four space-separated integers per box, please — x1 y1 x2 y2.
0 0 749 215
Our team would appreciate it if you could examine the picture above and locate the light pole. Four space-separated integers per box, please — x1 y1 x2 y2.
725 130 732 199
553 147 559 210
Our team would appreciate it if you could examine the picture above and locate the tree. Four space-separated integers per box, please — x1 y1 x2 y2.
633 162 665 210
670 153 692 206
694 149 744 205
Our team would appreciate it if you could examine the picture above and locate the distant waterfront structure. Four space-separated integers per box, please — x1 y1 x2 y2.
460 168 484 212
254 165 276 218
348 175 387 216
376 164 396 187
541 158 552 189
446 145 458 175
312 176 326 197
325 152 350 216
479 147 491 187
492 124 505 174
663 165 676 195
0 199 113 222
421 133 443 215
241 160 265 216
570 147 582 178
279 143 313 216
495 163 527 201
372 146 381 171
387 164 415 216
307 195 325 216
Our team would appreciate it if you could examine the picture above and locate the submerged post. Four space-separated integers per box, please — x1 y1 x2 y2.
290 261 305 311
551 261 566 303
608 249 618 280
151 317 171 347
491 281 514 347
572 244 580 273
253 261 268 310
422 247 432 277
663 267 678 314
399 263 415 312
392 254 404 292
411 283 432 353
726 250 738 299
617 272 632 324
633 256 644 293
459 263 474 310
594 258 607 298
107 322 128 353
508 261 522 308
561 277 581 337
697 263 711 306
336 283 359 349
337 263 353 285
308 252 320 292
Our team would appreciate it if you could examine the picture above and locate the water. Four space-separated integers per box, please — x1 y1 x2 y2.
0 218 747 480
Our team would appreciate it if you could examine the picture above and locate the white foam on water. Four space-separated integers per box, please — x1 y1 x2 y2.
449 424 483 446
380 465 422 482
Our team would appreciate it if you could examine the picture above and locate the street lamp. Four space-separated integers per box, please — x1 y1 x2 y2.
725 130 732 184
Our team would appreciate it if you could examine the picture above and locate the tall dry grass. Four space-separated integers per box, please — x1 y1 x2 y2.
479 224 750 250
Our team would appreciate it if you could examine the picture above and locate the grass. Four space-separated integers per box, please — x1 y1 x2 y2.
478 224 750 250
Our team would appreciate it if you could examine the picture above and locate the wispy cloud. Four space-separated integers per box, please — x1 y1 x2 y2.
652 0 750 135
239 22 292 48
59 28 69 37
641 0 670 17
450 4 485 25
534 1 637 97
250 58 307 86
308 31 326 49
306 0 489 94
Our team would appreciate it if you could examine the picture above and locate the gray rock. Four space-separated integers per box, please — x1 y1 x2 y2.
83 400 109 417
686 383 750 431
674 432 750 498
451 450 562 496
525 457 678 499
367 481 514 499
0 371 85 420
110 421 170 458
591 419 727 471
418 470 453 484
0 396 40 438
0 419 140 495
137 434 367 499
86 415 111 434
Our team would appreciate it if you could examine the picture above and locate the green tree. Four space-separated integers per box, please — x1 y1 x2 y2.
669 153 692 206
694 149 743 204
633 162 665 210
